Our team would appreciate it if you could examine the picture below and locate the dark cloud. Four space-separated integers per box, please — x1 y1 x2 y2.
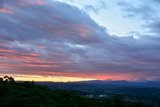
152 0 160 3
0 0 4 8
0 0 160 81
148 21 160 34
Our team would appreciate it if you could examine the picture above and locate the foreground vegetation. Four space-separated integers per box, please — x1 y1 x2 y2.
0 76 158 107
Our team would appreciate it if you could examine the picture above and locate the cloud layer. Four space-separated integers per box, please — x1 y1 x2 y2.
0 0 160 81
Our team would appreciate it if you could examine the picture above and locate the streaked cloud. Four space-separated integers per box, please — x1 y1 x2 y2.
0 0 160 81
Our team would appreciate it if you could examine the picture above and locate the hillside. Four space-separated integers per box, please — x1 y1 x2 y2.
0 78 158 107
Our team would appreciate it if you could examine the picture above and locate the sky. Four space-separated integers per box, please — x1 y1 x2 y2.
0 0 160 82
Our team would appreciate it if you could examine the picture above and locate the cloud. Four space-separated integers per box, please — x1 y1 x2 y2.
148 21 160 34
116 0 160 36
0 0 160 81
117 1 155 19
0 0 4 8
84 1 107 14
152 0 160 3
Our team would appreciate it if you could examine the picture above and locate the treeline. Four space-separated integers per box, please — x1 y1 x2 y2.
0 76 157 107
0 76 15 83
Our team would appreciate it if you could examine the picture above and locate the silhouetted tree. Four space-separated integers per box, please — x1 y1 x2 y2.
0 77 3 82
3 76 9 82
8 77 15 83
3 76 15 83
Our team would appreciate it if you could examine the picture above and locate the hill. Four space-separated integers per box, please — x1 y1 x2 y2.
0 77 158 107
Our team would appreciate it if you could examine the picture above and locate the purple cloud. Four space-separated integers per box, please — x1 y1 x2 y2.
0 0 160 81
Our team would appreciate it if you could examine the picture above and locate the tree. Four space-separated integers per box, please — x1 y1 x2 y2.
8 77 15 83
0 77 3 82
3 76 9 82
3 76 15 83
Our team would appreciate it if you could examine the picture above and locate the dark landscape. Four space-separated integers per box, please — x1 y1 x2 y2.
1 76 160 107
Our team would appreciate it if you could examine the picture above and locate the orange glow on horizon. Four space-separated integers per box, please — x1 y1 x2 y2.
0 72 141 82
0 74 95 82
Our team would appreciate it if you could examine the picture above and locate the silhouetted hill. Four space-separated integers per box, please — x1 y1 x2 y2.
0 80 158 107
38 80 160 90
37 80 160 106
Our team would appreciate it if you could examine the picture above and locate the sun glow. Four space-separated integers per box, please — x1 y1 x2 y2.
0 74 96 82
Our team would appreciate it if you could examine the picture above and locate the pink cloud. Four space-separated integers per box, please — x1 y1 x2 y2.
0 8 13 14
41 71 140 81
15 0 47 7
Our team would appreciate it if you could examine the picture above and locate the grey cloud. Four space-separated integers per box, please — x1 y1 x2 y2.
117 1 156 20
0 0 4 8
148 21 160 34
84 1 107 14
116 0 160 37
0 0 160 80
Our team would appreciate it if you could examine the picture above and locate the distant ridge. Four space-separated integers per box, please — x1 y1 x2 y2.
36 80 160 90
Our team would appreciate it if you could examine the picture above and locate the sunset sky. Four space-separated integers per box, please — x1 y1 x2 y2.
0 0 160 82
